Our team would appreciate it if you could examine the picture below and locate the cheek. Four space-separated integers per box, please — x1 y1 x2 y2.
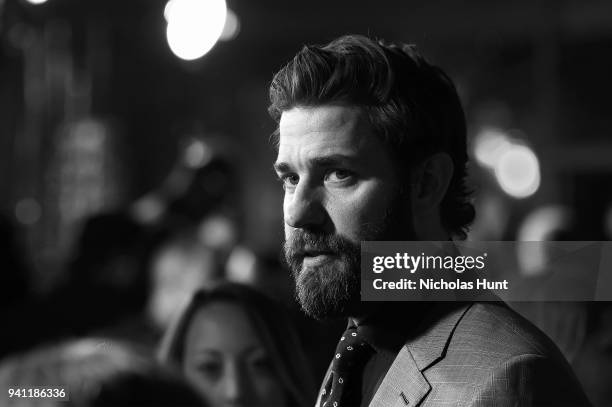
283 197 292 235
328 183 396 238
183 366 224 405
250 375 287 406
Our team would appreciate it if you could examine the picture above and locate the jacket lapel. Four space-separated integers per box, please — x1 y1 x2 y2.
368 346 430 407
369 303 472 407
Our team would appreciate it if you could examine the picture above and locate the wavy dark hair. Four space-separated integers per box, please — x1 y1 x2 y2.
268 34 474 239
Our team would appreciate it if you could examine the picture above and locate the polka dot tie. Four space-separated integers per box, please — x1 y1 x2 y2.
320 327 374 407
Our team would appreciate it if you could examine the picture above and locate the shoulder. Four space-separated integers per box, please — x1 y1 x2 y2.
422 302 591 406
467 353 591 406
443 301 573 375
452 301 558 357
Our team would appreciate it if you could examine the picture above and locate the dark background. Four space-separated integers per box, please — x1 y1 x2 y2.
2 0 612 281
1 0 612 404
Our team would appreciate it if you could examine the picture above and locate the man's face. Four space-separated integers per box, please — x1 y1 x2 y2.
274 105 413 319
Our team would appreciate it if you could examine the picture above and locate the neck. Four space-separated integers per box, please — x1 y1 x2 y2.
350 301 403 326
350 302 385 326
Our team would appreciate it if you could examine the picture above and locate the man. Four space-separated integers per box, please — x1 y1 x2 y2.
269 35 591 406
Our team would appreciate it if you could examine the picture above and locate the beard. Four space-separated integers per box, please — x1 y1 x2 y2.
284 231 361 320
283 191 414 320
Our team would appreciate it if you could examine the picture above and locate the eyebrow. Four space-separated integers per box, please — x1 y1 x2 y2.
190 349 220 358
273 154 357 173
193 345 264 357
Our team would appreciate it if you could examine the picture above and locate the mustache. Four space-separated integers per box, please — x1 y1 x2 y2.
284 230 357 258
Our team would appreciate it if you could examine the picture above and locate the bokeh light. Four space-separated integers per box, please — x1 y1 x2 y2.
473 127 512 169
219 8 240 41
15 198 42 225
131 196 165 224
518 205 571 242
165 0 227 61
516 205 572 275
183 139 213 168
494 144 541 198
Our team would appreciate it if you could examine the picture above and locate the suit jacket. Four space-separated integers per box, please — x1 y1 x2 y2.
316 302 591 407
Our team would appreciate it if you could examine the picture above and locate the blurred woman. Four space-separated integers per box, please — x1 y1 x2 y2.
158 282 316 407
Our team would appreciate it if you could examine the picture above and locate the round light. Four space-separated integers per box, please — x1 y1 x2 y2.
165 0 227 61
219 8 240 41
183 139 212 168
517 206 570 242
25 0 49 4
132 196 165 224
198 215 237 249
494 144 541 198
163 0 174 21
15 198 42 225
473 127 512 168
516 205 571 275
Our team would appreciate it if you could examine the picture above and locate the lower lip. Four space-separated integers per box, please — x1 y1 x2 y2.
303 254 335 267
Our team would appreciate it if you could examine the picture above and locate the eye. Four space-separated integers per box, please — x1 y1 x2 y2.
249 354 275 376
325 169 353 183
278 173 299 190
196 360 223 381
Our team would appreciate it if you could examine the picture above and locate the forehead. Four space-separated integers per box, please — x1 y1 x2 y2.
277 105 378 158
184 302 260 351
280 104 362 134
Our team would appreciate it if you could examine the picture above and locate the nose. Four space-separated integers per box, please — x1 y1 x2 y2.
284 183 327 230
222 364 249 405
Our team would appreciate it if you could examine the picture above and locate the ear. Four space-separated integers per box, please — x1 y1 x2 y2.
411 152 454 213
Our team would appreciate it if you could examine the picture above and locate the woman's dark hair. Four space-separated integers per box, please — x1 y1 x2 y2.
268 34 474 239
0 338 206 407
158 282 316 407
